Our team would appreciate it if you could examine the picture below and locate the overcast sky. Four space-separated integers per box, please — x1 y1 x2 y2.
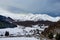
0 0 60 16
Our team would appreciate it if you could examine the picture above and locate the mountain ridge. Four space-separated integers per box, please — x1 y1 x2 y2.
0 8 60 22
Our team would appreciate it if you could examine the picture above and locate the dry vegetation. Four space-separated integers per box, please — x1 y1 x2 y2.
41 20 60 37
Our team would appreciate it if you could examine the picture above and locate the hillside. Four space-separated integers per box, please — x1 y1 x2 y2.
41 20 60 37
0 15 17 28
13 20 55 27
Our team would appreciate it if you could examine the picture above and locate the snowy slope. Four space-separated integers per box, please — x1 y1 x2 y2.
0 25 48 37
0 8 60 22
0 25 48 40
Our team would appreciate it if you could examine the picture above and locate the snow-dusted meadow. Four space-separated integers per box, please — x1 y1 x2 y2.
0 25 48 40
0 25 48 36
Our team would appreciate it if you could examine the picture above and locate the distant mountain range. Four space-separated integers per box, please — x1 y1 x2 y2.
0 9 60 28
0 9 60 22
0 15 56 28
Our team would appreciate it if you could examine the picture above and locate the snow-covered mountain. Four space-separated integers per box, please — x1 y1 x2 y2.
0 8 60 22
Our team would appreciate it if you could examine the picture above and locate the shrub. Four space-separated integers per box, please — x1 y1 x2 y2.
0 34 3 36
55 33 60 40
5 31 9 36
48 32 53 39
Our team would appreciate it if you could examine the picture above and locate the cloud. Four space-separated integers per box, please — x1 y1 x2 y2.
0 0 60 16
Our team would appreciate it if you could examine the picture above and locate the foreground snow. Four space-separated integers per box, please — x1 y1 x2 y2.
0 37 38 40
0 25 48 40
0 25 48 37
